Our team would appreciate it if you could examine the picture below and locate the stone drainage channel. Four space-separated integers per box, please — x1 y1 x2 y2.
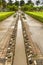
21 20 35 65
5 17 18 65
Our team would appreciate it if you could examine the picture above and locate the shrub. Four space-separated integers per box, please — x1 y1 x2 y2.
25 11 43 23
21 4 43 11
21 5 33 11
0 12 14 21
7 5 18 11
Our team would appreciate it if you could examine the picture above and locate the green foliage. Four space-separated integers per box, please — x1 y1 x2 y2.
25 11 43 23
21 0 34 11
0 0 19 11
8 0 13 5
21 4 33 11
7 5 18 11
32 6 43 11
20 0 25 6
21 4 43 11
2 0 6 8
0 0 6 8
0 0 2 6
26 0 34 5
0 12 14 21
14 1 19 6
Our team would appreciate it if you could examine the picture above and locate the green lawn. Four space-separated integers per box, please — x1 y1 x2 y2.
25 11 43 23
0 12 14 22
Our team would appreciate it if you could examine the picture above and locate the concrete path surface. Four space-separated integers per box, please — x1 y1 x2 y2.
25 14 43 54
13 18 27 65
0 15 14 42
0 15 15 58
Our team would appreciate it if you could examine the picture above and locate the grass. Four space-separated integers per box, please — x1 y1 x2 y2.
0 12 14 22
25 11 43 23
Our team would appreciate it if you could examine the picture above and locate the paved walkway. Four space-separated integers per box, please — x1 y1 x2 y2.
25 14 43 54
13 19 27 65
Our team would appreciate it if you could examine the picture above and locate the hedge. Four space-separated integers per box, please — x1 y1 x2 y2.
25 11 43 23
0 12 14 22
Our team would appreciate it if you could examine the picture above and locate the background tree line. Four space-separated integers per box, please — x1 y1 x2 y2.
0 0 43 11
20 0 43 11
0 0 19 11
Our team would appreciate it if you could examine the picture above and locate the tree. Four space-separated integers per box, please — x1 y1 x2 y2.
0 0 2 11
27 0 34 5
2 0 6 8
7 5 18 11
14 1 19 6
8 0 13 5
0 0 7 11
0 0 2 7
20 0 25 6
21 4 34 11
36 0 40 11
36 0 40 6
28 0 32 4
